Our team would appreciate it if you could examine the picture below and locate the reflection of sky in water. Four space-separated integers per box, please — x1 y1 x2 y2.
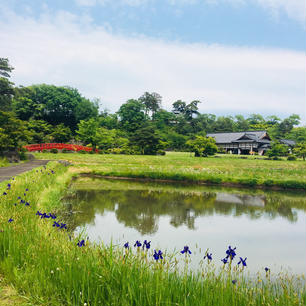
72 179 306 275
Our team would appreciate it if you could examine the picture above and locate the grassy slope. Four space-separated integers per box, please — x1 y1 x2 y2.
0 161 305 305
34 152 306 189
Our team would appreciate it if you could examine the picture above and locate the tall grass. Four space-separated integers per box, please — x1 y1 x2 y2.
0 163 305 305
34 152 306 190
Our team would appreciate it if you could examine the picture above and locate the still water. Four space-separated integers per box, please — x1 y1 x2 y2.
66 177 306 274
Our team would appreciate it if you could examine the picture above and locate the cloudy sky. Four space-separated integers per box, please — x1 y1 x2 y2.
1 0 305 122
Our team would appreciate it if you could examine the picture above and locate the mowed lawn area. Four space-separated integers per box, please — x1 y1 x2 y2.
35 152 306 189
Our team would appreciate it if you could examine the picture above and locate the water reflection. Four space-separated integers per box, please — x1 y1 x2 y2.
65 180 303 235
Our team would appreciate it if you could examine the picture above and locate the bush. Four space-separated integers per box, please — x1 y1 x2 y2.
62 148 72 153
287 155 297 161
42 149 48 153
78 150 86 154
89 150 94 154
157 150 166 156
19 151 27 160
50 148 58 154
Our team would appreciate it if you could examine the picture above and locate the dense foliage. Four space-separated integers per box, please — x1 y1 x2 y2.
0 58 305 156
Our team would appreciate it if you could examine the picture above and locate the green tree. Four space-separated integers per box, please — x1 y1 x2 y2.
117 99 147 133
293 142 306 161
0 111 29 154
286 127 306 143
51 124 72 143
0 58 14 111
234 115 250 131
76 119 101 150
278 114 300 137
130 123 162 155
172 100 186 115
138 92 162 119
26 120 53 144
267 141 288 158
187 136 218 157
12 84 98 130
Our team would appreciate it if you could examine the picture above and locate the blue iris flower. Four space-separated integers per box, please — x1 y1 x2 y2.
7 184 11 189
25 188 28 191
77 240 85 247
134 240 142 247
221 258 228 264
60 223 67 229
8 218 14 223
204 253 212 261
3 192 7 195
225 246 236 260
232 279 237 285
153 250 163 261
53 221 60 228
143 240 151 250
181 246 192 254
124 242 129 249
25 202 30 206
265 267 270 272
237 257 247 267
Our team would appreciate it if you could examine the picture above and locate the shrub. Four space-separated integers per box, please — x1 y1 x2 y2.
287 155 297 161
157 150 166 156
42 149 48 153
89 150 94 154
19 151 27 160
50 148 58 154
78 150 86 154
62 148 72 153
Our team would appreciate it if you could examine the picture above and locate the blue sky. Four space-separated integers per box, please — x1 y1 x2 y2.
1 0 305 122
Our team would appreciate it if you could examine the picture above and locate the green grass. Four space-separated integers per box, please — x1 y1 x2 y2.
0 162 305 305
34 152 306 190
0 158 9 168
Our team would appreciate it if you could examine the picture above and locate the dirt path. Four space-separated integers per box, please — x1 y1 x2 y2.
0 160 50 183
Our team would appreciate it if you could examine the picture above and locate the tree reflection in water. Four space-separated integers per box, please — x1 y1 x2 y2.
64 179 306 235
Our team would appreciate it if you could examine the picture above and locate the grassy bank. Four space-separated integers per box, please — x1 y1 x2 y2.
34 152 306 190
0 162 305 305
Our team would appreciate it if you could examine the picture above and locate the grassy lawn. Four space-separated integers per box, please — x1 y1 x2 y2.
0 163 305 306
34 152 306 190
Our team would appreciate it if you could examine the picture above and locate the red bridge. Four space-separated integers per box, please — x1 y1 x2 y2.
24 143 95 152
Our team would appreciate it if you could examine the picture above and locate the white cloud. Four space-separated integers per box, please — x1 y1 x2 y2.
1 9 305 122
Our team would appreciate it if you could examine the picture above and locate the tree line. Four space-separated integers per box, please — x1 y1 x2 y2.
1 58 305 157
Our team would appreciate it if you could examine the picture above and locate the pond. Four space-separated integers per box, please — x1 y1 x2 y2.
65 177 306 275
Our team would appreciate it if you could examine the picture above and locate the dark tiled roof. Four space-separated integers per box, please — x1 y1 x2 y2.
207 131 268 144
280 139 296 146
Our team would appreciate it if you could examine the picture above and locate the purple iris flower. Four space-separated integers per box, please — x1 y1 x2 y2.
53 221 60 228
237 257 247 267
153 250 163 261
77 240 85 247
143 240 151 250
25 202 30 206
225 246 236 260
181 246 192 254
124 242 129 249
60 223 67 229
265 267 270 272
134 240 142 248
3 192 7 196
204 253 212 261
8 218 14 223
221 258 228 264
232 280 237 285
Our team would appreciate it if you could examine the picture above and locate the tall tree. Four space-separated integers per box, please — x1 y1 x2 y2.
0 58 14 111
117 99 147 133
138 92 162 119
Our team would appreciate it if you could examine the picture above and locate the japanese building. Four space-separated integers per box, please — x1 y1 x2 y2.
206 131 271 155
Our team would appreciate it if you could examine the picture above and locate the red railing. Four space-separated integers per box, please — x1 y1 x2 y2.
23 143 96 152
